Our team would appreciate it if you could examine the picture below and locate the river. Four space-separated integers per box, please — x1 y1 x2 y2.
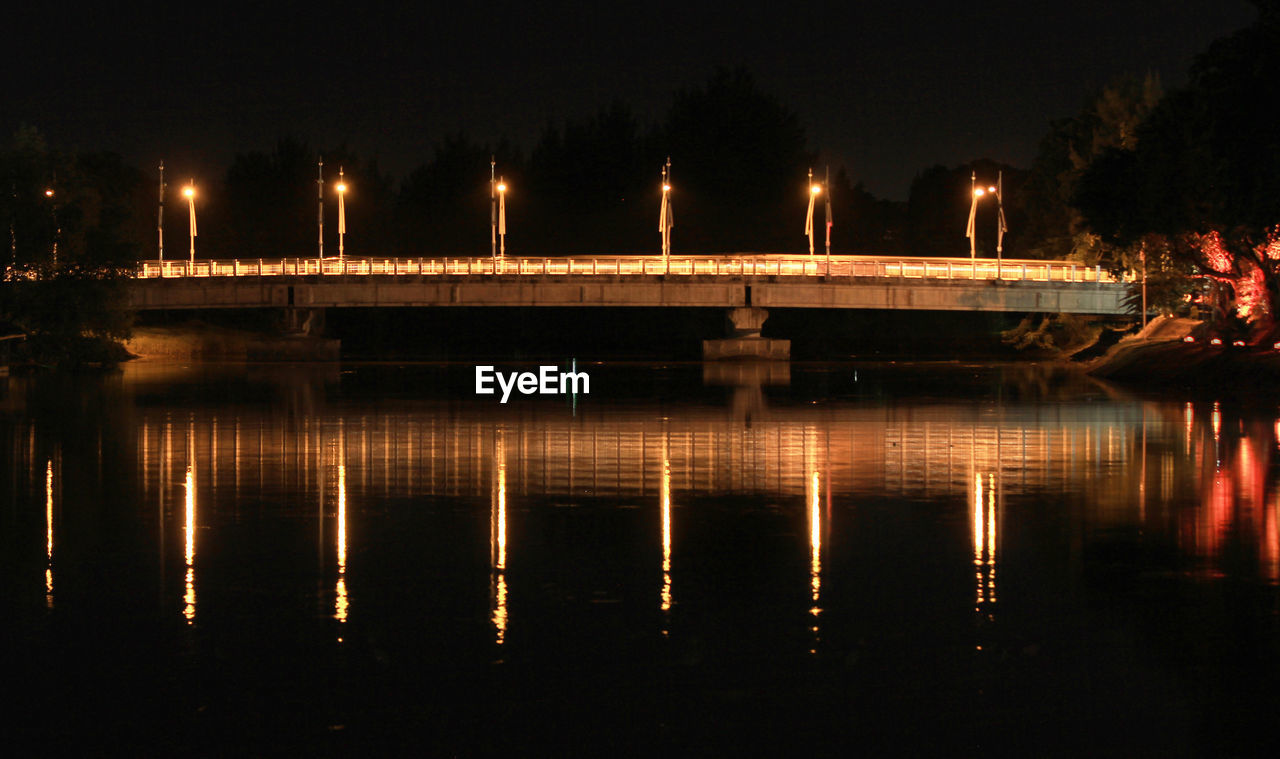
2 361 1277 754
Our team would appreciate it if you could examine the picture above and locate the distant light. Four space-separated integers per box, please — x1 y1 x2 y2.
810 185 821 195
973 188 986 197
1210 337 1222 346
336 183 347 193
1184 335 1196 343
1232 340 1246 347
183 186 195 198
1273 341 1280 350
44 189 54 197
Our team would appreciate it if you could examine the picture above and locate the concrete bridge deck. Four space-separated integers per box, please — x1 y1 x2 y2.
130 254 1132 315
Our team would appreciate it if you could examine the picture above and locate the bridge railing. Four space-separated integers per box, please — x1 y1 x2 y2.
136 255 1129 284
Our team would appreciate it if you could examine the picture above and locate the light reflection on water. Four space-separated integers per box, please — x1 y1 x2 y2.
7 366 1280 623
6 362 1280 751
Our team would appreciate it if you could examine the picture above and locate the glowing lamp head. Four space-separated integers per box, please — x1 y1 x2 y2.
183 186 195 199
1210 337 1223 346
988 186 997 193
336 183 347 193
1184 335 1196 343
662 184 671 192
1232 339 1246 347
497 183 507 193
810 185 822 195
44 189 54 197
973 188 986 197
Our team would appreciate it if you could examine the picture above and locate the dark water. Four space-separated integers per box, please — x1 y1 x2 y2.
3 361 1280 755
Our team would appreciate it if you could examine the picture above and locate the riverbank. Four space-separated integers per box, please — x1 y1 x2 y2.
125 324 339 361
1081 315 1280 387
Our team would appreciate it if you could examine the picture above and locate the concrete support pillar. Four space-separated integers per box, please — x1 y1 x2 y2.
285 307 326 336
703 306 790 360
727 306 770 337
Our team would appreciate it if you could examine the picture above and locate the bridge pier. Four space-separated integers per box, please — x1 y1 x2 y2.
285 307 326 336
702 307 790 360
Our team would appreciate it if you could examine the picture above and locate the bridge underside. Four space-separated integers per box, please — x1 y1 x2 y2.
130 275 1129 315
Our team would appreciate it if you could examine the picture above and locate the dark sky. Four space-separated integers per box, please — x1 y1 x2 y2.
4 1 1258 199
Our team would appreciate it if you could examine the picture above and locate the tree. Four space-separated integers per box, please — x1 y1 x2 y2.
216 138 397 261
906 160 1025 258
396 135 523 256
1020 74 1163 264
1076 2 1280 333
660 68 815 252
0 128 144 365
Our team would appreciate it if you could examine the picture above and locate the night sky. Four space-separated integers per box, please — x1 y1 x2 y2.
4 1 1258 200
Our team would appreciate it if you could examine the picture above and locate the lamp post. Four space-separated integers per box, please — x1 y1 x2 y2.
824 165 832 275
805 168 821 256
490 157 497 266
994 170 1008 277
965 173 998 260
183 183 196 269
44 188 59 267
158 161 165 263
496 178 507 258
317 157 324 259
336 168 347 261
660 158 673 270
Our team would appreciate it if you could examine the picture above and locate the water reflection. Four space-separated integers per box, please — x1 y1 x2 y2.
660 446 672 628
45 458 54 607
335 429 349 628
491 431 508 645
183 424 196 624
808 468 821 653
973 472 997 613
12 364 1280 666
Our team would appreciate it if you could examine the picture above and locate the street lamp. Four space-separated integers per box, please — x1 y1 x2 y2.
183 183 197 267
805 168 821 256
660 158 673 265
965 173 998 259
45 188 59 267
496 178 507 258
994 170 1007 272
336 168 347 260
158 161 165 263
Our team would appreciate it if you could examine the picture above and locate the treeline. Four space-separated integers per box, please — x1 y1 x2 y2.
195 68 1035 260
9 4 1279 366
187 69 923 260
4 68 1061 275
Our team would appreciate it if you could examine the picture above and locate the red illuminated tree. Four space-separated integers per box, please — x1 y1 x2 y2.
1076 2 1280 335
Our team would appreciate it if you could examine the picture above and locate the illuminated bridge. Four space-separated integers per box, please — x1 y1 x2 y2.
129 254 1132 315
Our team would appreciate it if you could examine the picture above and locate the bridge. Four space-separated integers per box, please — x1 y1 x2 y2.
128 253 1133 357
